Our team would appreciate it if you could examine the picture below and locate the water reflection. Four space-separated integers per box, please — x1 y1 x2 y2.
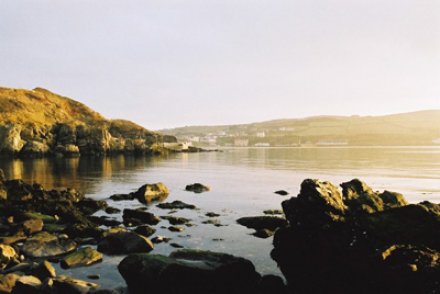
0 155 172 193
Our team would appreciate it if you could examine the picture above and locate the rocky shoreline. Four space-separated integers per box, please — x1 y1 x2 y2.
0 169 438 293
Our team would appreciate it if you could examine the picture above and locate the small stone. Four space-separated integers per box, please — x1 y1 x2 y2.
151 236 171 244
87 274 100 280
205 212 220 217
105 207 121 214
274 190 289 196
185 183 210 193
134 225 156 237
12 275 42 293
170 243 184 248
157 200 196 210
29 260 56 281
22 218 44 235
168 226 184 232
252 229 275 239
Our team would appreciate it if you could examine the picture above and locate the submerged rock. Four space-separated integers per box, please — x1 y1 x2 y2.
122 209 160 225
185 183 210 193
118 249 261 294
274 190 288 196
157 200 196 210
237 216 287 231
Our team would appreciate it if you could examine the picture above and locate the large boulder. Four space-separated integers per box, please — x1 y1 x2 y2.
118 249 261 294
271 178 440 294
133 183 169 204
97 231 154 255
21 232 77 258
122 209 160 225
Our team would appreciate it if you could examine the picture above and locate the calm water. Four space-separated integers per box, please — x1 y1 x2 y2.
1 147 440 288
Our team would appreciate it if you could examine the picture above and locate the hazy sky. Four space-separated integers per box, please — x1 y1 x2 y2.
1 1 439 129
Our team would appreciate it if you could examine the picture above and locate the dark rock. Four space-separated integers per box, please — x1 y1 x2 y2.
161 216 191 225
170 243 184 248
237 216 287 231
88 216 122 227
0 273 21 293
87 274 100 280
168 226 185 232
185 183 210 193
77 198 108 215
205 212 220 217
252 229 274 239
11 275 42 294
134 225 156 237
109 194 134 201
105 206 121 214
272 178 440 294
4 179 33 202
61 247 103 268
151 236 171 244
257 275 287 294
51 275 99 293
118 249 261 294
263 209 283 215
21 232 77 258
157 200 196 210
97 231 154 254
22 218 44 235
0 169 5 182
29 260 56 281
133 183 169 204
274 190 289 196
122 209 160 225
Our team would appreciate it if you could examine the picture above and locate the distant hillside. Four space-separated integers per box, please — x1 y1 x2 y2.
0 87 175 157
162 111 440 147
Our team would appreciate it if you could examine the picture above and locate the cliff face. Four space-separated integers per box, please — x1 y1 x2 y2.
0 87 176 157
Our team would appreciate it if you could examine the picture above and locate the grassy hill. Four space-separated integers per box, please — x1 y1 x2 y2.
0 87 171 156
162 111 440 146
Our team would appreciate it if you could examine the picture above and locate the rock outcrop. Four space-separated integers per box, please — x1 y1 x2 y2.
271 178 440 294
0 87 175 157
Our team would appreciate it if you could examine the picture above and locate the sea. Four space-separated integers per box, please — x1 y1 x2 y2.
1 146 439 288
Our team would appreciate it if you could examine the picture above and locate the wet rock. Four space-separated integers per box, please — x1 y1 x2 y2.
205 212 220 217
51 275 100 293
22 218 44 235
157 200 196 210
168 226 185 232
272 178 440 294
29 260 56 281
88 216 122 227
170 243 184 248
133 183 169 204
0 169 5 182
61 247 103 268
185 183 210 193
151 236 171 244
118 249 261 294
97 231 154 254
274 190 289 196
258 275 288 294
122 209 160 225
252 229 274 239
0 244 18 269
77 198 108 215
21 232 77 258
161 216 191 225
12 275 42 294
105 207 121 214
263 209 283 215
4 180 33 202
87 274 100 280
134 225 156 237
0 273 21 293
237 216 287 231
19 212 57 224
109 194 134 201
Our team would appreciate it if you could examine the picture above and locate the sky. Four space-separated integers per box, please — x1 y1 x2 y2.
1 0 439 130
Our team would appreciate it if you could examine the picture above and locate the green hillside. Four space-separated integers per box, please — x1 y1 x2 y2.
162 111 440 146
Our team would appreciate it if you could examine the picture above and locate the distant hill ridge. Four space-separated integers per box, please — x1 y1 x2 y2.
0 87 175 157
163 110 440 146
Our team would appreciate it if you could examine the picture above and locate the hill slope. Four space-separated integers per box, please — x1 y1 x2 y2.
162 111 440 146
0 87 174 157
